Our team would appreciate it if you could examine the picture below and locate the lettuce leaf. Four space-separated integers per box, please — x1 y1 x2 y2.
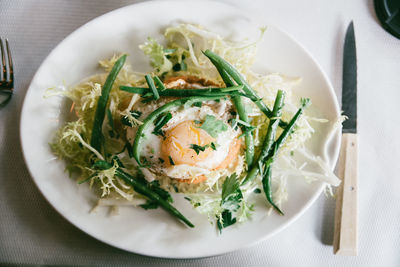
139 37 173 74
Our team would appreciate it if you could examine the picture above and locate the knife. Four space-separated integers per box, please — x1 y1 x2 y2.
333 21 358 256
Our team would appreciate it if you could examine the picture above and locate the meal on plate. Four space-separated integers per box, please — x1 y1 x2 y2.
46 24 341 231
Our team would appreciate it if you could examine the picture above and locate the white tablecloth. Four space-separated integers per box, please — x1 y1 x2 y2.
1 0 399 266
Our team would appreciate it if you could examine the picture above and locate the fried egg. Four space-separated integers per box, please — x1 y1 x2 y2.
126 76 242 184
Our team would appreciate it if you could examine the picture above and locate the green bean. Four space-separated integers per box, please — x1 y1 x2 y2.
247 97 310 215
241 90 285 185
133 95 226 165
243 98 310 201
269 98 311 156
90 54 127 154
93 160 194 227
203 50 288 128
120 85 245 97
262 165 284 215
233 96 254 166
153 76 166 91
145 74 159 100
208 62 255 167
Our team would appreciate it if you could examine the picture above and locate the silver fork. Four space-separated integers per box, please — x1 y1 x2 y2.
0 38 14 107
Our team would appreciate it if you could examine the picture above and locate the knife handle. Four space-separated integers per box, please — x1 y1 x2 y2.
333 133 358 255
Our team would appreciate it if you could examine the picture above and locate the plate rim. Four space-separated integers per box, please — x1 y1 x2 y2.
19 0 341 259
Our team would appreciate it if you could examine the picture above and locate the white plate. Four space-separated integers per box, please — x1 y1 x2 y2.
20 0 341 259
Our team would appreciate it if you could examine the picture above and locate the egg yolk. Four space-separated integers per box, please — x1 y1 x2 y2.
161 120 215 166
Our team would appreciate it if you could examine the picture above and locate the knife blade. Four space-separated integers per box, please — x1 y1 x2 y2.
333 21 359 256
342 21 357 134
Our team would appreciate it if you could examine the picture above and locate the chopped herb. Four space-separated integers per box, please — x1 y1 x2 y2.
168 156 175 165
217 210 237 233
253 188 262 194
199 115 228 137
184 196 201 207
221 173 243 211
173 55 187 71
184 96 227 109
194 120 201 124
158 157 165 164
152 112 172 136
189 142 217 154
151 148 155 154
172 63 180 71
189 144 209 155
141 157 151 168
290 151 294 156
210 142 217 150
193 102 202 107
217 174 243 232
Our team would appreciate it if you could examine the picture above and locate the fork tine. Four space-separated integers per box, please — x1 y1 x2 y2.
5 39 13 85
0 38 6 81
